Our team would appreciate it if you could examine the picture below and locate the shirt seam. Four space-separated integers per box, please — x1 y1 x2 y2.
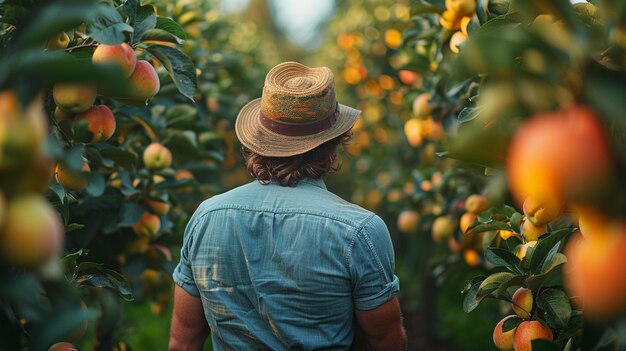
354 217 387 285
344 213 378 279
193 205 369 229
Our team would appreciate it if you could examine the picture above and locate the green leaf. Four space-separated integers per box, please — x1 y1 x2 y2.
74 262 133 301
61 249 89 269
470 222 515 234
495 274 528 298
155 16 187 40
87 3 134 44
104 269 133 299
7 1 99 50
463 280 487 313
485 247 522 273
85 145 114 168
163 129 199 160
462 275 486 294
165 103 198 127
140 28 183 44
530 339 560 351
121 0 140 23
477 272 516 297
118 202 144 227
540 250 567 275
50 183 66 204
502 315 523 332
65 223 85 233
537 288 572 329
510 212 523 232
153 178 196 191
84 172 106 197
131 4 157 44
0 4 29 26
530 228 576 274
146 44 197 101
98 145 138 170
525 253 566 291
410 1 443 16
487 0 511 17
0 50 128 93
457 107 481 124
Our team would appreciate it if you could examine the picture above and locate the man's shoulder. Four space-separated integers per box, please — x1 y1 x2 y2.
195 180 258 209
195 179 382 229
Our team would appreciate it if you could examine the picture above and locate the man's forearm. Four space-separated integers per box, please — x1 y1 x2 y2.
169 315 210 351
169 285 210 351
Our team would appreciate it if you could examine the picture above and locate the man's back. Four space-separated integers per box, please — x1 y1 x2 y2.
173 178 399 350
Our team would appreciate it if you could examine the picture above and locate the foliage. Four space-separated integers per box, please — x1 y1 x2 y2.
395 0 626 349
0 0 268 349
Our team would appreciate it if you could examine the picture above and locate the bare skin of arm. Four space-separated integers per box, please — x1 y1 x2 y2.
352 297 407 351
169 285 210 351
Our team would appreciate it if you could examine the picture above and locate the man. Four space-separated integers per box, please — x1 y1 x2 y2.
169 62 406 350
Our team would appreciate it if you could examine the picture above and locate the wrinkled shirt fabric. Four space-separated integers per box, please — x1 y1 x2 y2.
173 178 400 350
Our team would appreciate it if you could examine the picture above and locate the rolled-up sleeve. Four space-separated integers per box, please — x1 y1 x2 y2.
349 215 400 311
173 218 200 297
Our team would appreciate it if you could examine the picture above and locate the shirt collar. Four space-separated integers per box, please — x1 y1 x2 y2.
300 177 327 190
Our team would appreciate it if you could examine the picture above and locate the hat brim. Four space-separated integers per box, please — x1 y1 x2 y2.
235 98 361 157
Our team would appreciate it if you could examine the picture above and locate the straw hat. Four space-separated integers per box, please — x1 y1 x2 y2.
235 61 361 157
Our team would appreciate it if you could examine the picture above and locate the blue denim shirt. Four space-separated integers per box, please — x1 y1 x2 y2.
173 178 400 350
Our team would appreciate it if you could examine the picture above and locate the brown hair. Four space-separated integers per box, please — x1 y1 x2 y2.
242 131 352 187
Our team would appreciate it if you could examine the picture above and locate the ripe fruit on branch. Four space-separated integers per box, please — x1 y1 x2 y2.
523 196 561 226
46 32 70 50
440 10 462 30
1 195 63 267
92 42 137 78
0 91 48 171
384 29 402 49
564 227 626 320
511 287 533 319
412 93 435 117
54 107 74 122
126 235 150 255
132 211 161 237
515 241 537 260
143 143 172 170
75 105 116 143
55 161 90 192
465 194 487 214
513 320 553 351
146 199 170 216
460 211 477 235
445 0 476 16
48 342 77 351
507 105 613 206
398 70 419 85
123 60 161 105
53 83 97 114
520 217 547 242
8 154 53 195
498 230 516 240
460 16 472 37
493 315 517 351
404 118 423 147
432 216 456 243
464 249 480 266
449 31 468 54
397 210 420 234
574 206 603 238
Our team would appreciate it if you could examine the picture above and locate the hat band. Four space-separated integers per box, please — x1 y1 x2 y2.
259 103 339 137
